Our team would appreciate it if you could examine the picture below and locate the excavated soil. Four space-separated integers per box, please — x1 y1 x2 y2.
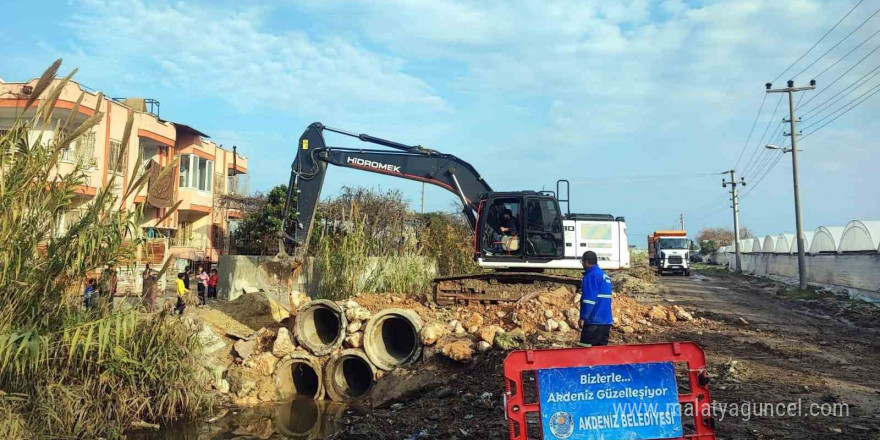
339 270 880 440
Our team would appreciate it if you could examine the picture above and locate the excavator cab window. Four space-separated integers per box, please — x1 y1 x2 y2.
480 198 522 258
523 197 564 259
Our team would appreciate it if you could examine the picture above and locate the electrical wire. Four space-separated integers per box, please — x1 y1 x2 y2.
740 152 786 199
800 81 880 139
740 94 784 179
800 79 880 131
812 28 880 79
770 0 865 83
565 172 720 184
734 93 768 170
798 41 880 109
791 6 880 79
801 63 880 118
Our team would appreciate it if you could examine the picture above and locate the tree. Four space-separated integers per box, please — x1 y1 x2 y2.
696 226 754 255
233 185 296 254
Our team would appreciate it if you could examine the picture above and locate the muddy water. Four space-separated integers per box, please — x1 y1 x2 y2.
130 399 347 440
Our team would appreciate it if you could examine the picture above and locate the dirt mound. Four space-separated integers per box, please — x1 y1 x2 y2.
216 292 289 331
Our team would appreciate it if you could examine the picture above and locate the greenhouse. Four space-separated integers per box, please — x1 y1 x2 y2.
809 226 845 254
775 234 794 254
762 235 777 254
838 220 880 253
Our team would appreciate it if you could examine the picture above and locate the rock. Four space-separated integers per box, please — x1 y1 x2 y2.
545 319 560 332
353 307 372 321
467 325 479 334
574 294 581 304
674 306 694 321
448 320 460 331
271 328 297 358
558 321 571 333
230 395 259 407
347 321 363 333
454 323 467 337
496 310 507 319
538 295 550 303
345 332 363 348
478 326 500 345
390 402 405 411
495 330 526 350
477 341 492 352
197 324 228 355
738 317 750 325
440 340 475 362
215 379 230 394
420 323 447 346
227 365 258 398
622 326 636 334
345 300 360 310
464 313 484 329
667 310 678 323
251 352 279 376
638 319 649 325
289 291 311 311
565 308 580 329
543 309 555 319
233 339 257 360
233 417 274 439
647 306 668 322
211 365 227 384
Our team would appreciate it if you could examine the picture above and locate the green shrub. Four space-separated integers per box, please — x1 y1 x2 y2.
0 61 209 439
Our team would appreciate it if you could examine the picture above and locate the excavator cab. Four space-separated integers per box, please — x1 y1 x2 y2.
477 192 565 261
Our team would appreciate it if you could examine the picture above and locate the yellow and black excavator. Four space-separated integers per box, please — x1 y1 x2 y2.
279 123 630 304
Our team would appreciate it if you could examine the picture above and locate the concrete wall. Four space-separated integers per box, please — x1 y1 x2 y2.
715 252 880 302
217 255 437 305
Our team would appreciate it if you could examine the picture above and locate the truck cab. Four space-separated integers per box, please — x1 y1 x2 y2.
648 231 691 276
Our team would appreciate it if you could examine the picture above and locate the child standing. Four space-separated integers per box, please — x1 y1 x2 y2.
208 268 219 299
197 266 209 306
175 272 188 315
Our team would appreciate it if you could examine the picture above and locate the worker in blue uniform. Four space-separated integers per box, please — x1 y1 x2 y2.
578 251 614 346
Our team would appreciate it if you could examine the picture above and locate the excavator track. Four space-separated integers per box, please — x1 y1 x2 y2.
432 272 582 306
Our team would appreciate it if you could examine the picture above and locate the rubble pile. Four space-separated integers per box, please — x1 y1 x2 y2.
189 267 705 407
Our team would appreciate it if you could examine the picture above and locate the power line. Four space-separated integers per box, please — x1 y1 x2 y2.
791 6 880 79
734 93 768 170
741 152 785 199
813 27 880 79
800 81 880 139
800 79 880 131
801 63 880 118
740 94 784 179
798 41 880 109
566 172 720 183
770 0 865 83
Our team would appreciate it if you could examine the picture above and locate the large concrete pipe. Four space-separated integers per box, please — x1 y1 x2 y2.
295 300 347 356
363 308 424 371
274 354 325 400
323 349 377 402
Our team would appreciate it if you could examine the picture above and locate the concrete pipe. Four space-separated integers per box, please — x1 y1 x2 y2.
363 308 424 371
323 349 377 402
274 354 325 400
295 299 347 356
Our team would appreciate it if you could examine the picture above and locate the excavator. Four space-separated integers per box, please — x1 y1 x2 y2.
279 122 630 304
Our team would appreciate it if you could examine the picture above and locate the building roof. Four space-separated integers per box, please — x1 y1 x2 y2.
172 122 210 138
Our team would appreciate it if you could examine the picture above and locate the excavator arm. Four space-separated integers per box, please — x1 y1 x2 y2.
280 123 492 258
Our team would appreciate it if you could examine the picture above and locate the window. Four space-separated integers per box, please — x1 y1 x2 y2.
109 140 125 174
75 130 97 168
523 198 564 258
177 154 214 192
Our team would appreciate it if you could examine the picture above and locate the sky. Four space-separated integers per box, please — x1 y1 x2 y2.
1 0 878 241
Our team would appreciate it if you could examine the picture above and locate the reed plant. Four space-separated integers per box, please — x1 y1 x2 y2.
0 61 209 439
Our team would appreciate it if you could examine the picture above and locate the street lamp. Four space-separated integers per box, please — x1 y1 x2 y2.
766 144 796 153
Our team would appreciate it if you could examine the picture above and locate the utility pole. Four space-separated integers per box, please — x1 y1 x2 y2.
766 79 815 289
679 214 685 231
722 170 746 273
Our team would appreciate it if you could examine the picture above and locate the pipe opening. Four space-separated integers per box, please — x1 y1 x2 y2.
312 307 341 345
380 316 418 362
291 362 320 397
334 356 373 399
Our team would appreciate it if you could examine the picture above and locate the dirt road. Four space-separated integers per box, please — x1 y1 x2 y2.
342 270 880 439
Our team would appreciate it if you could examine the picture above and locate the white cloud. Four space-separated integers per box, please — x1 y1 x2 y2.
64 0 447 116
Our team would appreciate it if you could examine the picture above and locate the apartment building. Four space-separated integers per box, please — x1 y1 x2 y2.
0 77 248 291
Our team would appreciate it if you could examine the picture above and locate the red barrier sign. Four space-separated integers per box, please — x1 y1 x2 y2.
503 342 716 440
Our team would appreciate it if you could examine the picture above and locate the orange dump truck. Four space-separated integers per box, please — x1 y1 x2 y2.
647 230 691 276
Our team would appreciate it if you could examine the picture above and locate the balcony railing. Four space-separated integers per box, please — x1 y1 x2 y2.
170 235 209 249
